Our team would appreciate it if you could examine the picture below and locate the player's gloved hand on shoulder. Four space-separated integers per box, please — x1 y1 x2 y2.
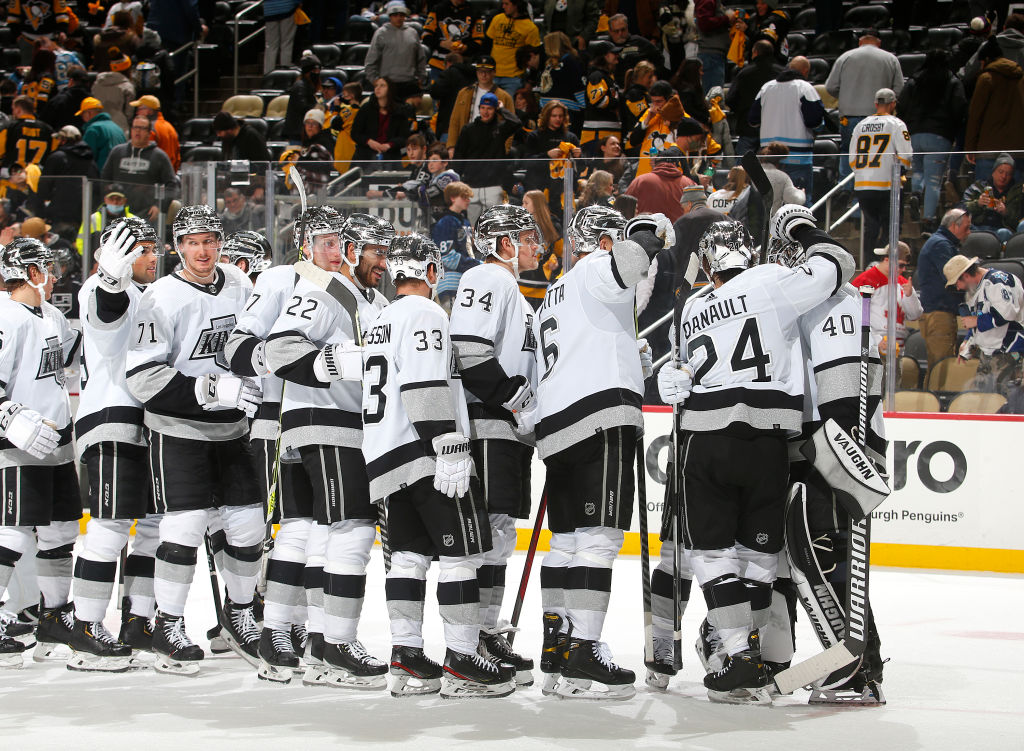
638 338 654 379
313 341 364 382
0 401 60 459
500 375 537 435
195 374 263 417
770 204 817 243
432 432 473 499
96 223 142 292
657 361 693 405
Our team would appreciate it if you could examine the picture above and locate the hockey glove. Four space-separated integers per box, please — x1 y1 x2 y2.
195 374 263 417
770 204 817 243
500 375 537 436
638 338 654 380
432 432 473 499
657 362 694 405
313 342 364 382
0 401 60 459
96 223 143 292
628 229 665 261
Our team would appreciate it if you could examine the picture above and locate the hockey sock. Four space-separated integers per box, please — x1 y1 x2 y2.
438 555 482 656
761 585 797 664
323 521 374 644
564 527 622 641
127 516 160 617
220 504 265 603
745 579 773 631
486 564 507 629
540 531 574 626
305 522 328 636
0 527 30 598
154 542 198 617
263 518 310 631
651 542 692 640
73 517 131 621
386 550 429 649
477 564 496 627
700 574 753 656
207 525 228 578
481 513 516 629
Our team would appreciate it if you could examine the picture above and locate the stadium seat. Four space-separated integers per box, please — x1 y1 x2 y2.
807 58 830 84
268 119 288 140
311 44 342 67
793 7 816 30
904 329 928 368
320 69 348 85
181 117 215 145
222 95 265 118
266 95 290 120
898 53 927 78
900 356 921 389
985 259 1024 281
961 230 1002 260
947 391 1007 414
786 32 808 56
810 30 856 59
926 357 979 392
262 69 300 91
2 48 20 70
241 117 269 139
344 44 371 65
927 27 963 49
182 145 224 163
1002 233 1024 259
894 389 941 413
878 28 911 54
844 5 890 28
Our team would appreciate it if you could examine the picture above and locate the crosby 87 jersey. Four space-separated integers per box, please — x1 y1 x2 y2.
0 297 79 468
126 264 253 441
361 295 471 504
848 114 912 190
450 262 538 443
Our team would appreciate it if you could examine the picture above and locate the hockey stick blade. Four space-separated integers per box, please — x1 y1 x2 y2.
774 640 859 695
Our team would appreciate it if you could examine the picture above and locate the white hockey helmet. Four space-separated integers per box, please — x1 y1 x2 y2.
624 212 675 250
172 204 223 247
697 220 756 275
473 204 541 259
387 233 442 290
568 204 626 257
763 236 806 268
341 213 396 268
293 205 344 257
99 216 161 259
222 230 272 274
0 237 58 285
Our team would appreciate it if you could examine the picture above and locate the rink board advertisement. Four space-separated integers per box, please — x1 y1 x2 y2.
514 408 1024 574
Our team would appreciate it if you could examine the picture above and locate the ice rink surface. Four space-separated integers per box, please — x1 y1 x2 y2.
2 552 1022 751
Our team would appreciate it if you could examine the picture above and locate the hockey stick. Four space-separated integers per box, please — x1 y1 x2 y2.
204 534 224 625
507 490 548 647
741 150 773 257
636 438 654 665
773 288 875 695
117 542 128 611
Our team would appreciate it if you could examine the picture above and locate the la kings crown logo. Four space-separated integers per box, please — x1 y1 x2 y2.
36 336 65 386
190 315 236 369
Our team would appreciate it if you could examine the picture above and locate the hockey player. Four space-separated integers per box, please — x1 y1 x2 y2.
221 230 273 277
362 233 514 699
125 205 266 675
656 206 855 704
0 238 82 668
449 204 541 686
69 217 164 671
263 212 394 688
532 204 661 701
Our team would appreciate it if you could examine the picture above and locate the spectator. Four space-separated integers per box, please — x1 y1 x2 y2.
625 146 695 221
580 169 616 208
452 91 521 221
540 0 601 51
40 65 90 130
284 54 322 141
365 2 427 101
36 36 83 90
101 115 179 222
446 55 514 152
77 184 137 253
485 0 542 96
105 2 146 33
620 60 656 144
747 0 790 61
670 58 709 127
33 125 99 239
431 53 476 144
918 208 972 368
515 43 544 91
130 94 180 170
604 2 661 41
902 49 967 231
627 81 683 176
351 77 413 167
263 0 300 74
518 188 563 308
22 48 57 113
78 97 126 171
213 111 271 162
961 12 1024 84
92 47 136 133
749 55 825 200
726 40 783 156
422 0 485 84
757 142 805 213
825 29 905 184
582 134 627 183
706 165 749 215
604 12 661 79
420 143 461 222
301 108 336 153
6 0 72 65
852 242 923 354
514 87 541 129
965 39 1024 182
849 88 913 266
962 153 1019 243
370 133 429 200
93 11 142 73
0 164 31 218
221 186 265 235
524 100 580 213
326 83 362 172
581 40 622 147
0 96 55 168
432 180 479 311
694 0 739 94
537 32 587 134
705 85 735 161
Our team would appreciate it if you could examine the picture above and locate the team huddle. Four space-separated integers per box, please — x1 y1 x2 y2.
0 189 888 706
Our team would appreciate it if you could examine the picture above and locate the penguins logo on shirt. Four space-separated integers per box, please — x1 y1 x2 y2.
36 335 65 385
190 314 237 370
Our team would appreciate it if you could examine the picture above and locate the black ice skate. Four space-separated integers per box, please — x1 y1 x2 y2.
695 617 725 674
0 609 34 649
558 639 636 700
388 645 443 697
322 640 388 689
0 611 32 668
219 598 261 667
291 622 308 655
152 612 204 676
119 611 154 653
67 617 135 672
481 623 534 686
539 611 569 696
257 627 300 684
206 624 230 654
0 632 24 668
441 648 516 699
302 631 328 685
644 636 677 691
34 602 74 661
703 631 772 706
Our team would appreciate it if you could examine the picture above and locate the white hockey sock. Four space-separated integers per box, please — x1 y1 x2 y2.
220 504 264 604
264 518 310 631
651 544 693 642
154 542 197 617
0 526 32 600
564 527 621 641
126 517 160 618
36 521 79 608
305 522 327 636
439 555 483 656
323 520 374 644
386 550 429 649
540 532 574 625
73 518 131 622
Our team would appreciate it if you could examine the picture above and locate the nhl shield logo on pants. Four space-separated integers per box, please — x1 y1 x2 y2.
443 534 454 547
584 502 596 516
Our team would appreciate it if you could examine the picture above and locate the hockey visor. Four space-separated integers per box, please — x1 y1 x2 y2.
801 418 890 521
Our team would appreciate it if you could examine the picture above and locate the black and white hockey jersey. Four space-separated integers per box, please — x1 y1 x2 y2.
74 275 148 456
0 296 80 468
226 264 298 442
450 262 538 444
265 272 387 453
361 294 471 504
532 249 645 458
125 263 253 441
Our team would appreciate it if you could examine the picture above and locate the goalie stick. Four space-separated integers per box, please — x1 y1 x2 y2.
741 149 773 257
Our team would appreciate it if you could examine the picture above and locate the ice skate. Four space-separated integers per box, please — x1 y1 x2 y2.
0 627 27 668
290 622 308 656
388 645 443 697
301 632 329 686
809 671 886 706
539 611 568 696
695 617 725 674
119 612 155 654
557 639 636 701
66 618 136 672
219 598 261 667
1 609 35 648
480 622 534 686
704 631 772 706
33 602 74 661
257 627 299 684
644 636 677 691
441 648 515 699
206 624 230 654
152 612 203 676
322 640 388 689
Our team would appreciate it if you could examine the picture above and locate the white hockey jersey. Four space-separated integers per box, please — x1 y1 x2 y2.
0 297 80 468
74 275 148 456
450 262 538 444
532 248 645 458
960 268 1024 357
361 294 471 504
848 114 912 190
225 264 298 442
125 264 253 441
265 272 387 453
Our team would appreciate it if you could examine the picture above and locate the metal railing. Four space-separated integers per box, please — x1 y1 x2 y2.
234 1 266 95
170 40 200 117
810 171 854 229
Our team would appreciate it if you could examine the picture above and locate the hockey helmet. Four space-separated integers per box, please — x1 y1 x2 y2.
0 237 58 284
763 236 806 268
222 230 272 275
386 233 442 289
293 205 344 256
172 204 223 246
625 212 676 251
568 204 626 257
473 204 541 260
99 216 161 258
341 213 396 268
697 220 756 275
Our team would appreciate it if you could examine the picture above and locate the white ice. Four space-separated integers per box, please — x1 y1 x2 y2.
2 551 1022 751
